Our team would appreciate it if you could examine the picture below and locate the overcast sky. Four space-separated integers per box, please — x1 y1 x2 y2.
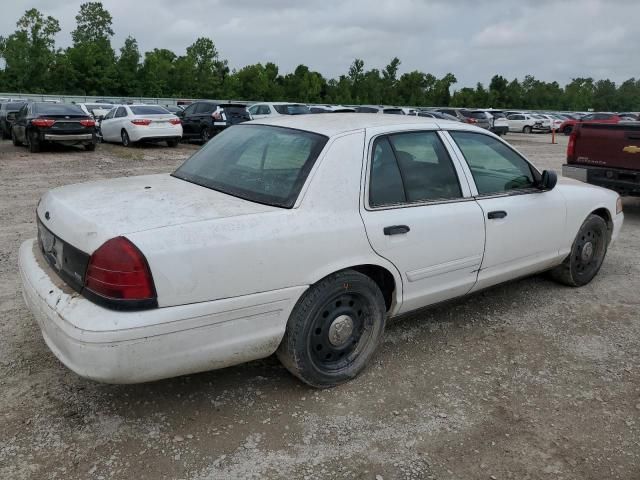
2 0 639 88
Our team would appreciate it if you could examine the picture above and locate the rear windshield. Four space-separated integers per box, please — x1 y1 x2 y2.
462 111 487 119
356 107 379 113
130 106 170 115
34 103 85 115
173 125 328 208
221 105 249 113
273 104 310 115
86 104 110 110
383 109 405 115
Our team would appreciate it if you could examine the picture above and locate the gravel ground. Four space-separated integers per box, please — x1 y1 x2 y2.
0 133 639 480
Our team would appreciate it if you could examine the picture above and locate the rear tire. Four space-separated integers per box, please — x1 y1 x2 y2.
523 125 532 134
200 127 211 143
277 270 387 388
121 129 131 147
27 131 40 153
550 214 608 287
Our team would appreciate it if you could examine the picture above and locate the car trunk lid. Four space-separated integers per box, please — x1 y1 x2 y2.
36 173 279 255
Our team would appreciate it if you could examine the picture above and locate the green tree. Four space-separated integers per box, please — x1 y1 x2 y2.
0 8 60 92
140 48 176 97
114 36 140 96
66 2 116 95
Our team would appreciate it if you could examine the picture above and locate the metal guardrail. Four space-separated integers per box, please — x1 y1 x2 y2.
0 93 258 106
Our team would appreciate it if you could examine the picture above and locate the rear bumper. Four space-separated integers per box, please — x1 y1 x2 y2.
19 239 305 383
562 164 640 196
129 126 182 142
43 133 94 142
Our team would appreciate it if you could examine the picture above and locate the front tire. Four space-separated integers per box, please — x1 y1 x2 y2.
550 214 609 287
11 129 23 146
277 270 387 388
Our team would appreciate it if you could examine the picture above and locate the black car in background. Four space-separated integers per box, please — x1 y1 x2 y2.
0 101 27 139
11 102 98 153
178 101 251 142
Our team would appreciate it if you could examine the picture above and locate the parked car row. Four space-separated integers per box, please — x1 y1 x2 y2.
3 96 638 151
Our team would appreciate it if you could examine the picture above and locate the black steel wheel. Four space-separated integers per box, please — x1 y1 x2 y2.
550 214 609 287
277 270 387 388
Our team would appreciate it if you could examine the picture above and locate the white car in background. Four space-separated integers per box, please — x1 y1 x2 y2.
536 114 564 131
100 104 182 147
78 103 113 120
19 114 622 387
247 102 310 119
506 113 550 133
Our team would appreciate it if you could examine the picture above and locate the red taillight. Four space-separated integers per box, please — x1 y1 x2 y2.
212 111 222 120
131 119 151 126
169 118 181 125
32 119 56 128
85 237 156 302
465 118 477 124
567 131 578 162
80 119 96 127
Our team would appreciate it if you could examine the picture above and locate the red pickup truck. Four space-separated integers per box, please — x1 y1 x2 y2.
558 113 622 135
563 122 640 196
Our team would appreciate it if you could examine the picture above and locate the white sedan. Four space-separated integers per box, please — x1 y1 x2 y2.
19 115 623 387
247 102 310 118
100 104 182 147
506 113 551 133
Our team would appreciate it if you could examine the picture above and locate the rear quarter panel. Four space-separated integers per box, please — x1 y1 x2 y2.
556 178 619 256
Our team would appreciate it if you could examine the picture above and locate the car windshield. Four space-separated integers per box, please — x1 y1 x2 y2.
130 106 170 115
173 125 328 208
6 102 26 110
273 104 310 115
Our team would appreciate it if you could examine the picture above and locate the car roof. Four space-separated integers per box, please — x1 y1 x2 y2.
249 112 469 137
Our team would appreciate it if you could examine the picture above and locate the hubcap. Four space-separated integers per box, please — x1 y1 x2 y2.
328 315 354 347
308 293 371 371
581 241 594 262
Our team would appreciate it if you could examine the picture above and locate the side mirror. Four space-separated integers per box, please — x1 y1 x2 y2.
540 170 558 190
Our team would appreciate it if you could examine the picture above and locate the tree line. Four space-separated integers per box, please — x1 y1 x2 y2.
1 3 639 111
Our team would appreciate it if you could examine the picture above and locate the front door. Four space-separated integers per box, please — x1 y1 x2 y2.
360 129 486 314
446 130 566 291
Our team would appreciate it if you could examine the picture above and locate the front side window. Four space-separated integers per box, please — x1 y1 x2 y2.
369 131 462 207
257 105 271 115
248 105 259 115
115 107 127 118
173 125 327 208
103 108 115 120
450 131 537 195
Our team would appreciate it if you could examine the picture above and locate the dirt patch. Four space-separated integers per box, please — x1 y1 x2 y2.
0 134 639 479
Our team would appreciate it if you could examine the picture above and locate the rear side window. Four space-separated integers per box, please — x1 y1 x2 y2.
130 106 169 115
450 131 536 195
369 131 462 207
195 103 216 114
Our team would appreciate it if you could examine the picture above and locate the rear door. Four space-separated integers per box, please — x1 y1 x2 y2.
180 103 199 136
360 127 486 313
446 130 566 291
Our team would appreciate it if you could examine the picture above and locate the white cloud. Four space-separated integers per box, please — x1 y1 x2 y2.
0 0 639 87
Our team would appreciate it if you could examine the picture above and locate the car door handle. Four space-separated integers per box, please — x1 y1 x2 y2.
487 210 507 219
383 225 410 235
